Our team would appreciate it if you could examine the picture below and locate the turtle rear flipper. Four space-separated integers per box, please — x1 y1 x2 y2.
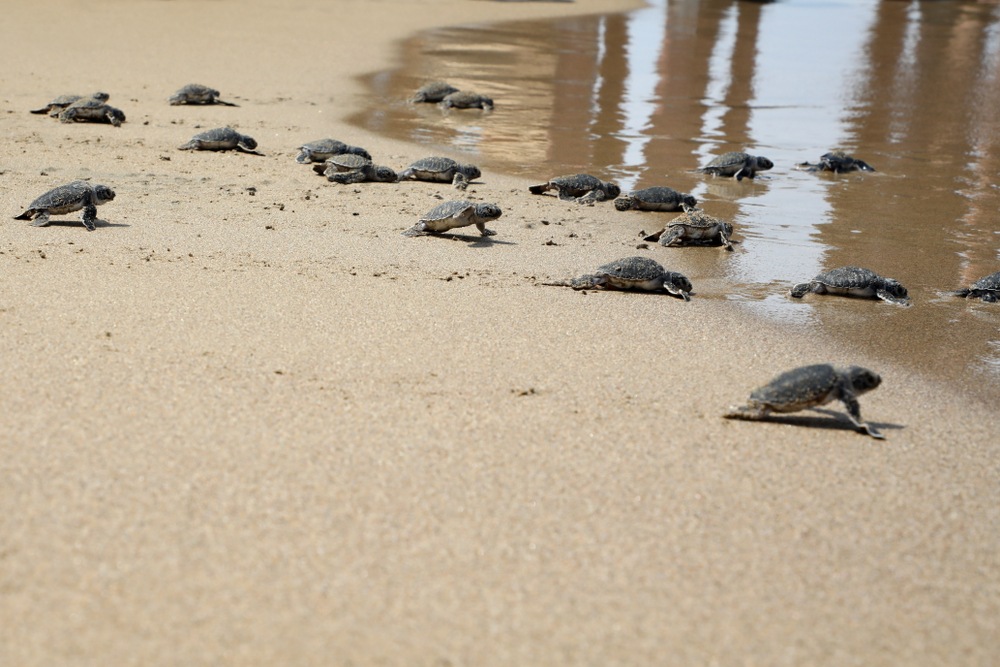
13 209 34 221
723 403 768 421
29 106 51 115
875 289 911 307
642 229 664 243
528 183 550 195
30 211 52 227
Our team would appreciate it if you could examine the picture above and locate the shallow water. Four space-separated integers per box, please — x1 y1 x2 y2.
352 0 1000 404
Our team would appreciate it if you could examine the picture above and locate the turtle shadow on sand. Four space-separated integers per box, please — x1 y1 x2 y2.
737 409 903 437
41 218 129 229
409 231 516 247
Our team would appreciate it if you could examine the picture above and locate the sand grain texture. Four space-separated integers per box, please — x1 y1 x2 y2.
1 1 998 666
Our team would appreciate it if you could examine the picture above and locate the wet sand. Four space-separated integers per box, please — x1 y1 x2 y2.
1 1 998 666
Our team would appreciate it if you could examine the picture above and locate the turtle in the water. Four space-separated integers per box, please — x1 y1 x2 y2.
403 200 502 237
399 157 481 190
798 150 874 173
723 363 884 439
13 180 116 231
411 81 459 103
696 152 773 180
614 186 697 212
790 266 910 306
312 154 397 184
543 257 692 300
178 127 258 151
643 208 734 250
168 83 237 106
440 91 494 110
947 269 1000 303
295 139 371 164
31 92 109 116
528 174 620 204
58 99 126 126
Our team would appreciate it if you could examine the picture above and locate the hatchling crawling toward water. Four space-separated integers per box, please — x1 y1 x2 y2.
947 269 1000 303
528 174 620 204
696 152 773 180
790 266 910 306
312 154 397 183
403 200 503 237
399 157 481 190
13 180 116 231
798 150 874 173
179 127 258 152
59 98 125 127
168 83 237 106
543 257 693 300
614 186 697 212
31 92 109 116
295 139 371 164
411 81 459 103
724 363 885 439
440 91 494 110
643 208 734 250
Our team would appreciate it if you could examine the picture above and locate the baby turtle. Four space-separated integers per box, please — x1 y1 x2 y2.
178 127 258 152
13 180 115 231
295 139 371 164
403 200 502 237
31 92 109 116
528 174 621 204
798 150 874 173
412 81 459 103
440 91 494 110
58 99 125 126
312 154 397 184
614 186 697 212
544 257 692 300
723 364 884 439
947 269 1000 303
643 208 734 250
168 83 237 106
790 266 910 306
696 152 773 180
399 157 481 190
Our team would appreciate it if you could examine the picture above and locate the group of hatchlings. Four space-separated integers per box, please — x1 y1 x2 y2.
16 82 1000 440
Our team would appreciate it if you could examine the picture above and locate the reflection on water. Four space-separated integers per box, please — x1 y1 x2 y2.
351 0 1000 402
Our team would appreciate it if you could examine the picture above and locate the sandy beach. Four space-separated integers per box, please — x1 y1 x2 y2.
2 0 999 665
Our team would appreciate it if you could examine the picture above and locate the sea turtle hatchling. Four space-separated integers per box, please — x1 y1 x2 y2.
543 257 693 300
613 186 697 212
13 180 116 231
168 83 237 106
528 174 621 204
798 150 874 173
411 81 459 103
399 157 481 190
178 127 258 152
402 200 502 237
696 152 773 180
58 99 125 127
790 266 910 306
312 154 397 184
440 91 494 110
723 363 884 439
295 139 371 164
31 92 109 116
643 208 735 250
947 269 1000 303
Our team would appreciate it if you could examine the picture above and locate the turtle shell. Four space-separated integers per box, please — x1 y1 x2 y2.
408 157 459 175
969 270 1000 292
299 139 371 160
422 200 476 222
704 152 749 169
750 364 881 411
595 256 669 283
326 154 371 170
813 266 885 290
412 82 458 103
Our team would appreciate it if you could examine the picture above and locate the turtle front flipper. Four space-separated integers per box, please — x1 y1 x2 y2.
718 228 734 251
58 109 76 124
106 109 122 127
402 222 429 237
789 281 814 298
659 228 684 247
841 393 884 439
574 190 605 206
178 139 201 150
451 173 469 190
570 274 601 290
664 281 691 301
296 151 312 165
875 289 911 307
475 223 497 236
981 292 998 303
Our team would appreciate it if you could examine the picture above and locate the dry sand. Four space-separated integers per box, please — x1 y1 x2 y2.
2 1 998 665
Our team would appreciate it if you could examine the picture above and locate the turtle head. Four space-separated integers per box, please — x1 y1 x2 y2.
461 164 482 180
94 185 116 204
604 182 621 199
375 166 398 183
670 273 694 295
882 279 908 300
91 92 110 103
845 367 881 395
755 156 774 171
241 135 258 150
474 203 503 221
682 194 698 210
613 196 635 212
